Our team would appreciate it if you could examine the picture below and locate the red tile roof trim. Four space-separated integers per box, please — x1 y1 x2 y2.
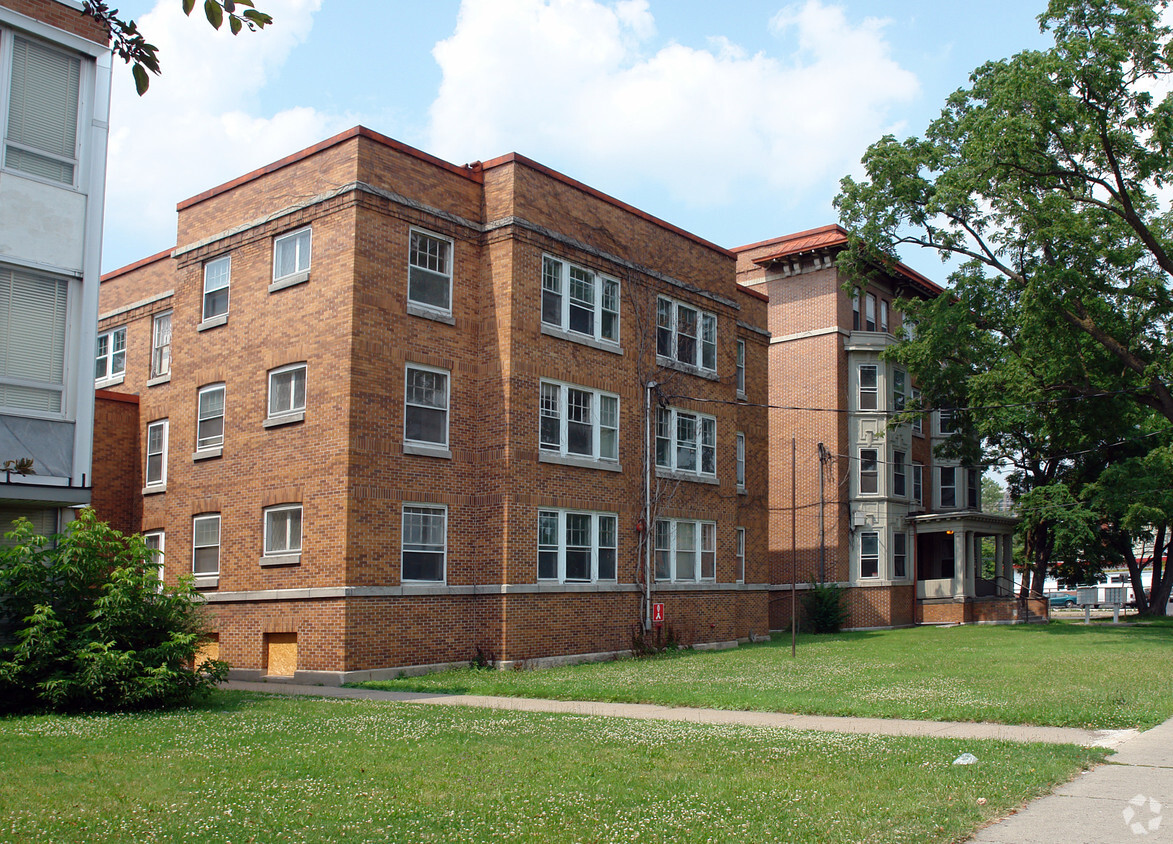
101 248 173 283
95 389 139 404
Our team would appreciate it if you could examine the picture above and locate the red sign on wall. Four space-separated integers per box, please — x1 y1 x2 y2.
652 602 664 624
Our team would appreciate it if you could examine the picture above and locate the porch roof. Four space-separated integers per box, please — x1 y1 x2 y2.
907 510 1018 535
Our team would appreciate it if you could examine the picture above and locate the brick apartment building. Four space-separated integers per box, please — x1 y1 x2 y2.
95 126 771 681
735 225 1033 629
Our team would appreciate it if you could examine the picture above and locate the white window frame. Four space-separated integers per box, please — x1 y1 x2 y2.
893 531 908 579
407 228 453 315
95 326 125 383
263 504 302 557
538 379 619 462
403 363 450 449
858 364 878 411
879 299 889 333
865 293 876 331
967 467 980 510
151 311 172 379
541 254 620 345
892 369 906 412
3 33 81 186
735 527 746 583
859 448 879 495
536 508 618 583
735 339 746 397
0 264 68 415
145 419 168 488
912 461 923 505
892 450 906 498
268 363 307 419
202 256 231 322
654 518 717 583
144 530 165 589
911 387 923 435
401 503 446 583
192 514 220 577
735 431 746 491
852 293 861 330
655 406 717 478
939 466 957 509
273 226 311 282
937 408 958 435
657 295 716 373
196 384 225 452
860 531 880 579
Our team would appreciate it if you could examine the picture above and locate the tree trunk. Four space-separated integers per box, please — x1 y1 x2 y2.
1123 542 1150 615
1149 531 1173 617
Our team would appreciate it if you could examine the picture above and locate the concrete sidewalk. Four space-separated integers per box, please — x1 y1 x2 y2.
224 680 1170 841
970 717 1173 843
222 679 1135 748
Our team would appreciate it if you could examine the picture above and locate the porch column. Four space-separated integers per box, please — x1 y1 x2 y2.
953 529 967 597
1002 535 1014 591
994 533 1006 592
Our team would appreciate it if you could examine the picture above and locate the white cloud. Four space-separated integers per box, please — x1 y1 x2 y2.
427 0 918 211
103 0 349 270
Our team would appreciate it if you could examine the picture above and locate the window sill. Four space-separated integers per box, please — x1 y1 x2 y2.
541 323 623 356
193 447 223 462
269 270 310 293
264 411 304 429
538 451 622 473
407 302 455 325
656 355 718 381
96 373 125 389
403 442 452 459
655 467 719 486
197 314 228 332
737 485 747 495
736 390 747 401
142 484 166 496
193 576 219 589
146 373 171 387
260 554 301 567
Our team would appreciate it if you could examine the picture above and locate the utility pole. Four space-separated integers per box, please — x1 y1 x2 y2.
817 442 832 585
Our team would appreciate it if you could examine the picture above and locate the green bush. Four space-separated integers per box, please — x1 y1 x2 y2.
801 583 850 634
0 508 225 714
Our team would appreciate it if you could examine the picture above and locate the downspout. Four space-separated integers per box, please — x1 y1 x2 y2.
644 380 656 630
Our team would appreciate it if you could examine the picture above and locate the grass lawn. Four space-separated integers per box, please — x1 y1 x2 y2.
354 620 1173 730
0 691 1105 844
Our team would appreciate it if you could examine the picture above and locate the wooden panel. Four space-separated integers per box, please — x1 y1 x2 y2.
265 632 297 676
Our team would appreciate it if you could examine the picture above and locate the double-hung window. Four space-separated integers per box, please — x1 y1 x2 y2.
202 256 230 322
939 466 957 508
145 419 167 488
655 407 716 478
401 504 446 582
95 327 126 382
151 312 172 379
911 388 923 434
735 527 746 582
852 293 861 330
912 461 923 505
404 364 449 448
537 509 617 582
893 532 907 579
880 299 889 333
892 369 906 412
859 448 879 495
273 227 311 283
408 229 452 314
144 531 164 589
541 255 619 344
860 531 879 578
938 408 958 435
654 519 716 582
735 340 746 396
539 380 618 462
192 514 220 576
865 294 877 331
268 363 306 419
735 432 746 490
196 384 225 451
858 364 878 411
893 450 906 497
264 504 302 557
0 265 67 413
967 468 980 509
4 36 80 185
657 296 716 373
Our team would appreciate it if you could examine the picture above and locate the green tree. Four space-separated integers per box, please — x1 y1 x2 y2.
0 509 225 713
835 0 1173 613
82 1 272 95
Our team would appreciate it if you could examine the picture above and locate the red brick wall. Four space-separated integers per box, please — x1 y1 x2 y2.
90 390 139 535
1 0 110 45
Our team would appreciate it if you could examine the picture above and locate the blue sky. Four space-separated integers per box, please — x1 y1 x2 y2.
100 0 1054 277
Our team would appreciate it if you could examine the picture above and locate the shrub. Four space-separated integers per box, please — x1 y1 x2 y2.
801 583 850 634
0 509 225 714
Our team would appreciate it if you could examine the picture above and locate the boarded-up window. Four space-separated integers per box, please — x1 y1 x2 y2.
265 632 297 676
